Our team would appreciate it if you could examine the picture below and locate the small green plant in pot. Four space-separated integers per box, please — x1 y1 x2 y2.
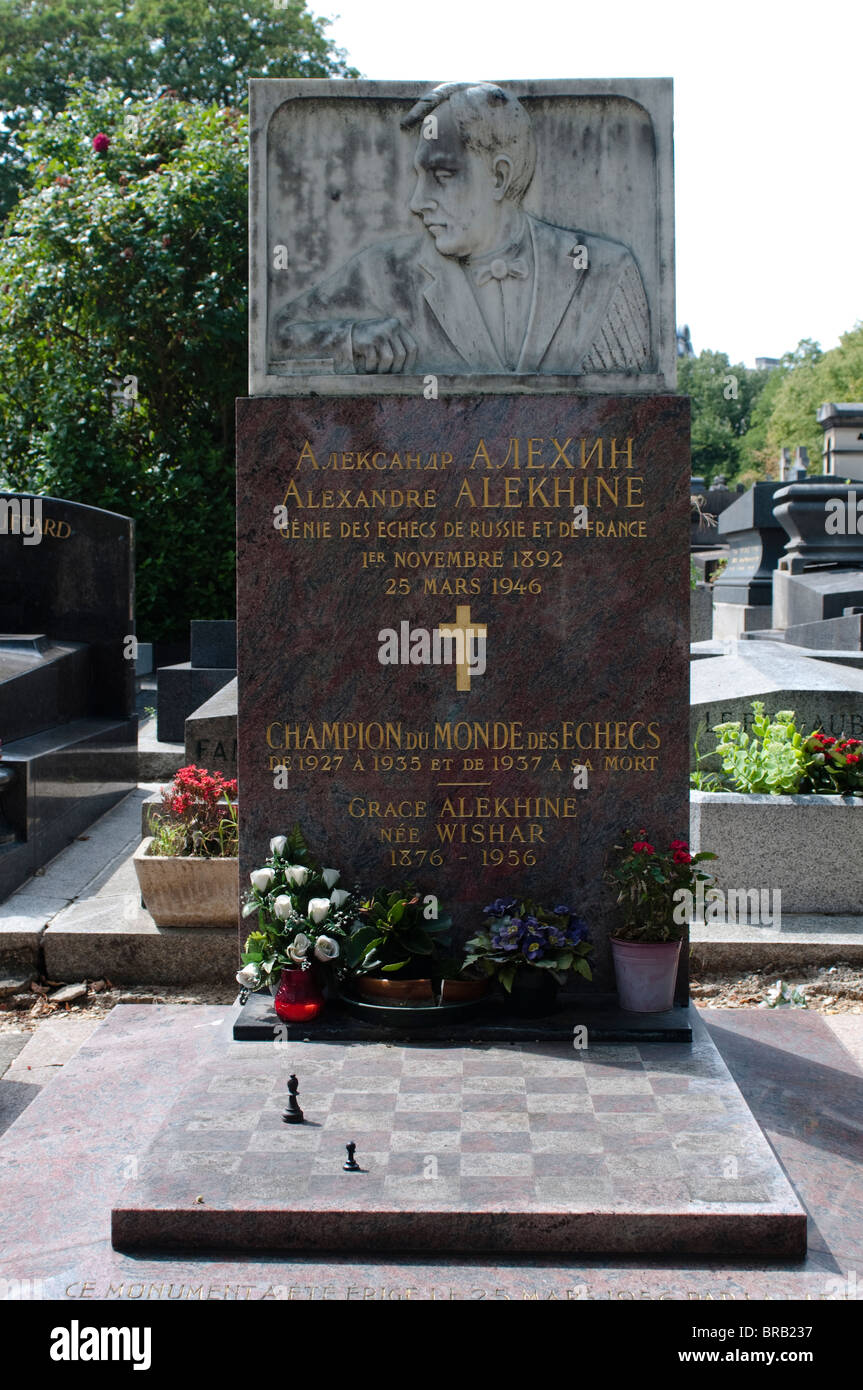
342 888 453 1004
604 831 716 1013
462 898 593 1017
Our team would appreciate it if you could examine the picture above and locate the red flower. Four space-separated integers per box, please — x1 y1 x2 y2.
673 849 692 864
670 839 689 851
822 736 837 746
846 754 861 765
632 841 655 855
92 132 110 153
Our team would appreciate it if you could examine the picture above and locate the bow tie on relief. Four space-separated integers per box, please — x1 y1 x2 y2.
473 256 529 287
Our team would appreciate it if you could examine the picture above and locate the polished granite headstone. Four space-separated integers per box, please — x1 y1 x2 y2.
237 394 691 995
0 496 136 900
0 496 134 718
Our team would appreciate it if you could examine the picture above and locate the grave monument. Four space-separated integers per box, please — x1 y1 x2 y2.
0 495 137 901
110 78 806 1259
237 78 689 1004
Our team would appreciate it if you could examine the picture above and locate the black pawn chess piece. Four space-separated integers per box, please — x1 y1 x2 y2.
282 1073 304 1124
343 1141 360 1171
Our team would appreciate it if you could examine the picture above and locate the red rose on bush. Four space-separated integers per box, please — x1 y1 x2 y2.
92 132 110 153
673 849 692 864
631 841 655 855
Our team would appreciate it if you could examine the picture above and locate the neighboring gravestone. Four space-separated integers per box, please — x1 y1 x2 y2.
711 481 786 639
690 581 713 643
690 641 863 767
184 678 237 779
691 478 737 549
0 495 136 900
772 481 863 637
238 79 689 1000
190 620 236 669
818 402 863 482
784 610 863 651
156 620 236 743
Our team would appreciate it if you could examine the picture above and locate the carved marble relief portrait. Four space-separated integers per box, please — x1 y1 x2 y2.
249 79 675 394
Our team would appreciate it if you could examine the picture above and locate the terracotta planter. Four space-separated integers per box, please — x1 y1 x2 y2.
132 837 239 927
611 937 682 1013
440 978 491 1004
355 976 435 1004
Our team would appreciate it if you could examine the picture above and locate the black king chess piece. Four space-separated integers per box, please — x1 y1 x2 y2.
343 1141 360 1171
282 1073 304 1125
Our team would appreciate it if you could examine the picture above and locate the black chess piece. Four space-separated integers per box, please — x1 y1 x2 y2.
282 1072 304 1124
343 1141 360 1171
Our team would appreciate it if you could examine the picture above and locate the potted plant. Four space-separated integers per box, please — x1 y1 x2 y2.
691 702 863 913
462 898 593 1017
341 888 454 1005
604 830 715 1012
238 825 359 1022
132 764 238 926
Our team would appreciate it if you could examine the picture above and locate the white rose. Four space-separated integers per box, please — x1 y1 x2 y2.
285 864 309 887
270 835 287 857
250 868 274 893
273 895 294 920
288 932 310 963
322 867 340 889
314 935 339 962
236 963 261 988
307 897 331 925
330 888 350 909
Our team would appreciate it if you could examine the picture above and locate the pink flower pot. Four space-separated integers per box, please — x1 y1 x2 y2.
610 938 682 1013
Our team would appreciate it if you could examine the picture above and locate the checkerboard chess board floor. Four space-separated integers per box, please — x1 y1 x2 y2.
112 1015 806 1255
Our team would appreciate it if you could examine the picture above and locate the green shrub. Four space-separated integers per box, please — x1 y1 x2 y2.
0 85 247 638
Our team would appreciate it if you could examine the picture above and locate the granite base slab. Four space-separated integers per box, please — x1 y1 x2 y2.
111 1010 805 1257
232 990 693 1043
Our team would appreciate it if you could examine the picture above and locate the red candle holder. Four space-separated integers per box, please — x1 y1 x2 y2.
273 966 325 1023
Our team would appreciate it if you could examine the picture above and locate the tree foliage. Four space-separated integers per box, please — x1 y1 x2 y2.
678 350 769 483
757 327 863 473
0 0 357 215
0 85 248 638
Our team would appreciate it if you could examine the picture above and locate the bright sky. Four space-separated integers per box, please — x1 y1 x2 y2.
322 0 863 368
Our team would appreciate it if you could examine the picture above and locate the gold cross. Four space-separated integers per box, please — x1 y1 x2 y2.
437 604 487 692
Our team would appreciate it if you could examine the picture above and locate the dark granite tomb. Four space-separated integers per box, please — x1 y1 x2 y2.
156 620 236 743
0 496 137 900
711 481 786 607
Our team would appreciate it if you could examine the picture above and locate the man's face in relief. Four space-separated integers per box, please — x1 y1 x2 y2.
408 102 505 261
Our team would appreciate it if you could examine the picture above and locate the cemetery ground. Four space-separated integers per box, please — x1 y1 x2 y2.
0 789 861 1305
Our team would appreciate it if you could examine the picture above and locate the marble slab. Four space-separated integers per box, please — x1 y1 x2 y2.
111 1011 805 1256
